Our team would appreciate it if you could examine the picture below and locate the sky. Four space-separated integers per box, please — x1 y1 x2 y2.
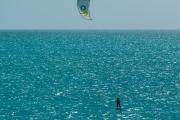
0 0 180 30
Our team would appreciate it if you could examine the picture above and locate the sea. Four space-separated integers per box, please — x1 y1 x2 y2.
0 30 179 120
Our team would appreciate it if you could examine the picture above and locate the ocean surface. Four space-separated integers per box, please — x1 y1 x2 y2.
0 30 179 120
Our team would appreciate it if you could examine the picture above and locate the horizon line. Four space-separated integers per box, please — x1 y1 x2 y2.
0 29 180 31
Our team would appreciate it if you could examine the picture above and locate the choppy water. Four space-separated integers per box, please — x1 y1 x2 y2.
0 30 180 120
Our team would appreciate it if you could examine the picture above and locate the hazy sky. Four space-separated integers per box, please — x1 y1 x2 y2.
0 0 180 29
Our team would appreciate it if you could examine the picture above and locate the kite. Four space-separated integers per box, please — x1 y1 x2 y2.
77 0 92 20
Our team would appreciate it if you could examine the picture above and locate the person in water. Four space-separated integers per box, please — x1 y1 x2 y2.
116 98 122 112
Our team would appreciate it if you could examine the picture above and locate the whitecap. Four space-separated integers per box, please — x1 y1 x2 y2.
55 92 63 96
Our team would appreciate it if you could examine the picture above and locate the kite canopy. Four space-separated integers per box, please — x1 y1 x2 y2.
77 0 92 20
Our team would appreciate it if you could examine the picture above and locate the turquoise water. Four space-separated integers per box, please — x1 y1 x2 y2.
0 30 179 120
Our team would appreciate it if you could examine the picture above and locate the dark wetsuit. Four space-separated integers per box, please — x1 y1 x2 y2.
116 98 121 112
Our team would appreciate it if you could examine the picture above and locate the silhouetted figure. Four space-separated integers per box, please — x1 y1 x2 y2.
116 98 122 112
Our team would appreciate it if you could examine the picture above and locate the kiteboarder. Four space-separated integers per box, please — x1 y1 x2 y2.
116 98 122 112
